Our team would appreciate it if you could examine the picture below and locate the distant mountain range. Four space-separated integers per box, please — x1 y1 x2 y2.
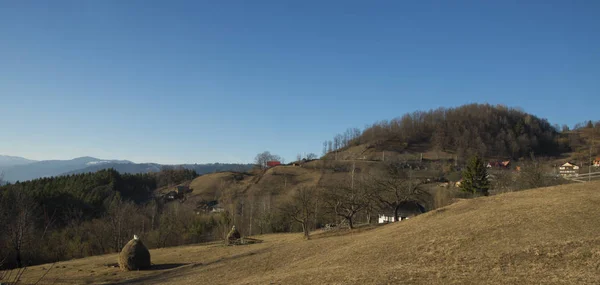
0 155 252 183
0 155 37 168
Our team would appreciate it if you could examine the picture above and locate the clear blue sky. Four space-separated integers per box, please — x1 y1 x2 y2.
1 0 598 164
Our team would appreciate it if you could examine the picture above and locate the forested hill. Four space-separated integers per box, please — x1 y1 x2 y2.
0 167 198 267
324 104 565 160
0 168 197 223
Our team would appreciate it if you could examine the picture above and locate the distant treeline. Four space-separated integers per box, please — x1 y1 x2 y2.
63 163 254 178
183 163 254 173
324 104 573 159
0 168 199 268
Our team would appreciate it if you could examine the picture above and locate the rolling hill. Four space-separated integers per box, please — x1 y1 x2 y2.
10 181 600 284
324 104 567 163
181 160 392 210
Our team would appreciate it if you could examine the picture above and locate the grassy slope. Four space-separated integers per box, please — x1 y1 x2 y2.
10 181 600 285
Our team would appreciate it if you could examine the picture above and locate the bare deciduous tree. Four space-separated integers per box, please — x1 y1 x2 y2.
105 196 141 251
281 186 318 239
368 164 429 222
323 183 369 229
2 186 37 268
254 151 282 169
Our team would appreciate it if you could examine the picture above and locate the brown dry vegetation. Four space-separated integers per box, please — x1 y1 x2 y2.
187 171 252 200
8 181 600 285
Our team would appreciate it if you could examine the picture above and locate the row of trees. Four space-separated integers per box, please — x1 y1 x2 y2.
564 122 599 165
322 127 362 155
282 163 431 239
280 154 569 240
296 153 318 162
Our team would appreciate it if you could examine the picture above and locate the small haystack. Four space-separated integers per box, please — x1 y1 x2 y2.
118 235 151 271
226 225 241 244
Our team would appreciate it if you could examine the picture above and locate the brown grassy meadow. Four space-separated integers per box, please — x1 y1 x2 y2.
8 181 600 285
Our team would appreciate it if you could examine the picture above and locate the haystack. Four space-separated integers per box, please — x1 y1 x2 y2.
226 225 241 244
118 235 151 271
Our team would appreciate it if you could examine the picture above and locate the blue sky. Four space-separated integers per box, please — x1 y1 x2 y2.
1 0 598 164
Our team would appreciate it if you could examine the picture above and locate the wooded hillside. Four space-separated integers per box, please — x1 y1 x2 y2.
0 168 198 268
324 104 564 160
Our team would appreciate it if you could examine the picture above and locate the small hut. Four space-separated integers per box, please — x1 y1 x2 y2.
118 235 151 271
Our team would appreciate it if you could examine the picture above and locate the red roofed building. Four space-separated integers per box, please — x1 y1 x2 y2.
266 161 281 168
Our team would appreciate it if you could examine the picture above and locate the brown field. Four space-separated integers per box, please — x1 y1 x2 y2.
7 181 600 284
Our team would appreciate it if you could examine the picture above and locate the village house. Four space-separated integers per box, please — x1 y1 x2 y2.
559 162 580 177
163 185 191 201
378 202 425 224
378 214 397 223
487 160 510 169
594 157 600 167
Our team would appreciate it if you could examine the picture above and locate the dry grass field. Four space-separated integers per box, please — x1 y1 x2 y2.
8 181 600 284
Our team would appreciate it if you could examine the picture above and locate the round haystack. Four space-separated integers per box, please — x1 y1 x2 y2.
118 236 151 271
226 225 241 243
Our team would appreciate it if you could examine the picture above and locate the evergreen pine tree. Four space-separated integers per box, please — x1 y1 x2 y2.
461 155 490 196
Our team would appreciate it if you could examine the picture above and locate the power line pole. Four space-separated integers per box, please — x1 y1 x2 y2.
591 125 595 182
351 161 356 190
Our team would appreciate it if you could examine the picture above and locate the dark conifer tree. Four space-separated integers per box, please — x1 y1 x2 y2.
461 155 490 196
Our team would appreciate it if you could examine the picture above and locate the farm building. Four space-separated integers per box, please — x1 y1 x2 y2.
559 162 580 177
594 157 600 167
266 161 281 168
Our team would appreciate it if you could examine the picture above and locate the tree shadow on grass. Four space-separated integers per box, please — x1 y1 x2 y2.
112 248 270 284
103 262 189 271
148 263 188 271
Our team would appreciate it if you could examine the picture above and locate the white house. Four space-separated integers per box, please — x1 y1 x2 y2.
377 201 424 224
378 214 394 223
211 206 225 213
559 162 580 177
378 214 409 223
